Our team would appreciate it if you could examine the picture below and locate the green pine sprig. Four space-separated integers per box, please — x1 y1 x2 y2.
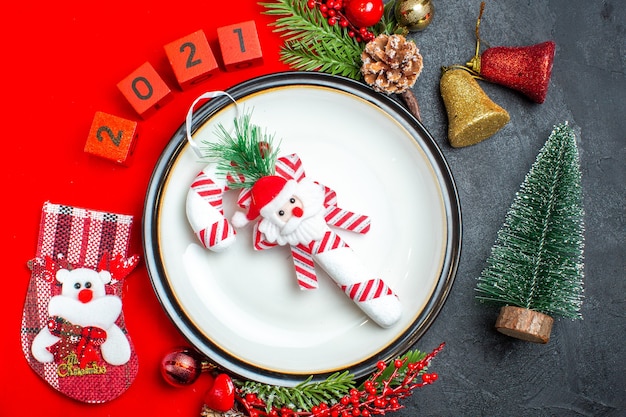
201 112 280 189
260 0 365 79
236 370 356 412
235 344 443 415
280 38 362 78
476 123 585 319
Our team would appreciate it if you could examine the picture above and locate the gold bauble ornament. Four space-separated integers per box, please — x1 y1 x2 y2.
394 0 434 32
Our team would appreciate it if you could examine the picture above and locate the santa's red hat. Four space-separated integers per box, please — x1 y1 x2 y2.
231 175 298 228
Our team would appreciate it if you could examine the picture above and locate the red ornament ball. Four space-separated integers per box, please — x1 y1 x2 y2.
160 348 205 387
344 0 384 28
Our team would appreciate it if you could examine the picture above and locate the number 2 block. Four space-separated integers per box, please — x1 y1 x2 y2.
84 111 139 166
164 29 219 90
117 62 173 119
217 21 263 71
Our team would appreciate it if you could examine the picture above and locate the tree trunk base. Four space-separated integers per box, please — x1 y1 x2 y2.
495 306 554 344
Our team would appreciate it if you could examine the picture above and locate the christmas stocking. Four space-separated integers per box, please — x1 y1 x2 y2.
21 202 140 403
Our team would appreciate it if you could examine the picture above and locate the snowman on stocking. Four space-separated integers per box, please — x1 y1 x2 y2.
21 202 140 403
186 113 401 328
31 265 131 368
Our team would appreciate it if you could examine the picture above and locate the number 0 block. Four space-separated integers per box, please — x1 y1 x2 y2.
217 21 263 71
164 29 219 90
84 111 139 166
117 62 172 119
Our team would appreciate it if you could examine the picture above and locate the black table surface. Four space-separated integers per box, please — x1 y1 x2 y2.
391 1 625 416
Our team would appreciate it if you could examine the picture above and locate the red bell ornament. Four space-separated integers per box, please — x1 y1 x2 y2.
466 2 556 103
468 41 555 104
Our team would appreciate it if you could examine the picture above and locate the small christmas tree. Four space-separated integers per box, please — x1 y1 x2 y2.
476 123 585 343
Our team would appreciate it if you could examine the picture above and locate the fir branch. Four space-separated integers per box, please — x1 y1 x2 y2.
262 0 327 43
260 0 364 79
234 343 444 416
201 112 280 189
236 370 356 412
281 39 362 79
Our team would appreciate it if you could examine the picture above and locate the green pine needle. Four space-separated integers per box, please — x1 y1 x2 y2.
236 345 442 414
236 348 432 413
201 112 280 189
476 123 585 319
237 370 356 412
280 39 360 78
260 0 365 80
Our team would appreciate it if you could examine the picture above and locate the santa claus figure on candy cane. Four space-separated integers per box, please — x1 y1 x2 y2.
185 114 402 328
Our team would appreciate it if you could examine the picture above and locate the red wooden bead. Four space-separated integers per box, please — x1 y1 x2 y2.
164 29 219 90
84 111 139 166
117 62 173 118
217 20 263 71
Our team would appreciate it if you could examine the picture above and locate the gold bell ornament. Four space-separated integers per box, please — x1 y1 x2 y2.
439 67 510 148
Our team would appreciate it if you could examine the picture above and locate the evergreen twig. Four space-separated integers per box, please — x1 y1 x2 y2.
201 112 280 189
236 370 355 412
260 0 365 79
234 344 444 416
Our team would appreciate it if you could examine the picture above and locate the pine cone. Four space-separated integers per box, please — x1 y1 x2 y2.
361 34 423 94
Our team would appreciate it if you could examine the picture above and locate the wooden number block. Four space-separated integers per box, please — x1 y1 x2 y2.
164 29 219 90
84 111 139 166
117 62 172 118
217 20 263 71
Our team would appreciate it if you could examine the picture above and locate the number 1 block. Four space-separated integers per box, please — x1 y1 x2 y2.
117 62 173 119
217 21 263 71
164 29 219 90
84 111 139 166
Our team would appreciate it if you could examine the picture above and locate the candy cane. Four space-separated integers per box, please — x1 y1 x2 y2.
325 206 371 234
186 163 236 252
184 90 242 251
296 229 402 328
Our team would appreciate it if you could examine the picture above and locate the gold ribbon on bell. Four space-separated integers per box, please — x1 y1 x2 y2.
440 67 510 148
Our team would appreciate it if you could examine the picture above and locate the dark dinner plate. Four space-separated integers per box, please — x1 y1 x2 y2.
143 71 461 386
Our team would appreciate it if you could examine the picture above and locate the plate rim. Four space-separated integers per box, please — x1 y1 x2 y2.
143 71 462 386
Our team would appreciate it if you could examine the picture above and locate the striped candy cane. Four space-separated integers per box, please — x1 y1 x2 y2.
297 229 402 328
186 163 236 252
256 226 401 328
325 206 371 234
